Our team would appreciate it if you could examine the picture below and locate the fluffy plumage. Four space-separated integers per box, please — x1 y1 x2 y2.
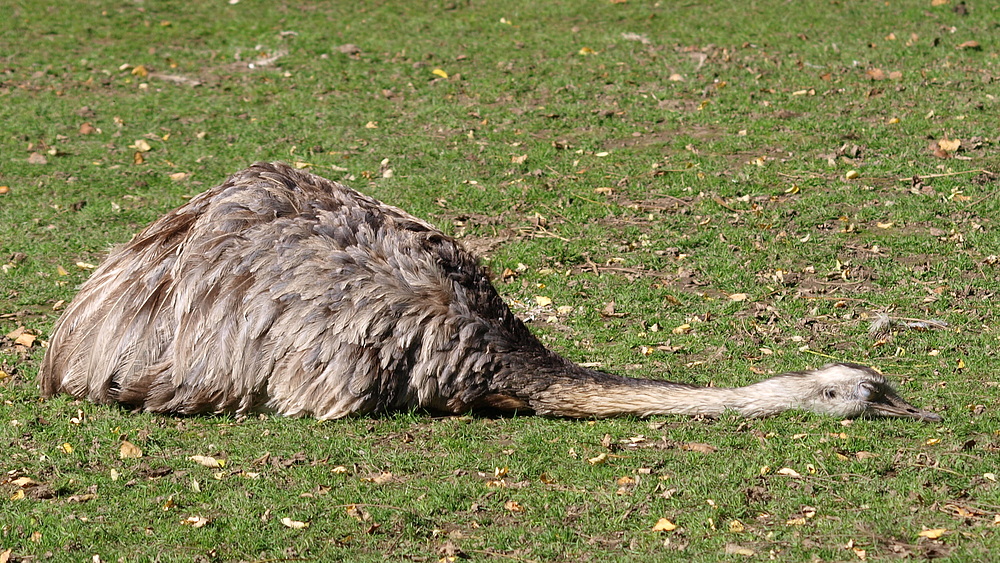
39 162 941 422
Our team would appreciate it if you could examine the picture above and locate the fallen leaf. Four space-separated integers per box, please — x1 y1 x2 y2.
119 440 143 459
168 172 190 181
79 122 96 135
866 68 886 80
133 151 144 165
578 47 596 55
188 455 225 468
67 493 97 503
12 477 40 487
652 517 677 532
786 517 807 526
181 515 211 528
534 295 552 307
60 443 74 454
728 293 748 302
725 544 755 556
27 152 48 165
281 517 309 529
431 68 449 79
587 453 608 465
132 65 148 77
511 154 528 164
671 323 692 335
918 528 947 539
132 139 152 152
14 331 36 348
681 442 717 454
937 137 961 153
956 40 980 50
504 500 525 513
361 471 394 484
1 548 11 563
776 467 801 477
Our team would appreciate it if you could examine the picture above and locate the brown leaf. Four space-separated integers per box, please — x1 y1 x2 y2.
188 455 225 468
503 500 525 512
938 137 961 152
79 122 97 135
280 517 309 529
956 40 980 50
119 440 143 459
865 68 886 80
681 442 717 454
652 517 677 531
27 152 47 165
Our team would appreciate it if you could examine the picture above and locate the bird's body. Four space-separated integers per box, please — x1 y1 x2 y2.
39 162 940 422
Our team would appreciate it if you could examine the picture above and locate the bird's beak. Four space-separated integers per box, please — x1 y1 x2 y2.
869 392 942 422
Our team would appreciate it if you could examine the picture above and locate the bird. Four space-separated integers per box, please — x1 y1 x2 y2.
38 162 942 422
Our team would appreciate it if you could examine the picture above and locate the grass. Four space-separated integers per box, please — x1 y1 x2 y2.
1 0 998 561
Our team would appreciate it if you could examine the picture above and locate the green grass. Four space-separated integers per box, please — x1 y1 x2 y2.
2 0 998 561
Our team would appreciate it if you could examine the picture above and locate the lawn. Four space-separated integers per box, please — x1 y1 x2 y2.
1 0 998 561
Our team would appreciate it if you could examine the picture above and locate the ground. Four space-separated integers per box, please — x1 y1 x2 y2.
1 1 998 561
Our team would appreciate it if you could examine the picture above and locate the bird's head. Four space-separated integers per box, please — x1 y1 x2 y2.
790 363 942 422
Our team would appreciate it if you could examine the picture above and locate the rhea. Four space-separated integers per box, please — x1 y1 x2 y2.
39 162 941 422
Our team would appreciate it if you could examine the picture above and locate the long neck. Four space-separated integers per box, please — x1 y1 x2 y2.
519 367 804 419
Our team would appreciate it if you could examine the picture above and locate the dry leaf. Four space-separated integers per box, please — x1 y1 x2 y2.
587 453 608 465
132 139 152 152
726 544 755 556
60 443 74 454
27 152 48 165
431 68 449 79
728 293 748 301
866 68 886 80
362 471 394 484
931 0 949 5
133 151 144 165
181 515 210 528
534 295 552 307
511 154 528 164
281 517 309 529
918 528 947 539
671 323 692 335
776 467 801 477
957 40 980 50
937 137 961 153
12 477 40 488
14 331 36 348
504 500 525 513
1 548 11 563
578 47 596 55
169 172 190 181
188 455 225 468
681 442 717 454
132 65 148 77
119 440 143 459
79 122 96 135
652 517 677 531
